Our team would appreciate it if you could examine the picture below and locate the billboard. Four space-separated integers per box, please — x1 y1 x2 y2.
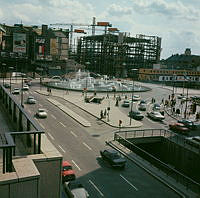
13 33 26 53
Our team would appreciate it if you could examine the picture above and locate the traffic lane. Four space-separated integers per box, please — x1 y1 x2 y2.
80 159 181 198
23 91 179 198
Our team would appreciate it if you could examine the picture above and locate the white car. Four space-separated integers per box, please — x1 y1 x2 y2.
36 108 47 118
131 95 141 101
22 85 29 91
122 100 130 107
147 111 165 121
26 96 36 104
138 100 147 111
66 181 89 198
12 88 20 94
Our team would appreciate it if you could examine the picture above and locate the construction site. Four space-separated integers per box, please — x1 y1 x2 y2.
51 18 162 78
75 33 161 77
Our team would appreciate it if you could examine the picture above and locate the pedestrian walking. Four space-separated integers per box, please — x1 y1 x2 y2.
100 110 103 119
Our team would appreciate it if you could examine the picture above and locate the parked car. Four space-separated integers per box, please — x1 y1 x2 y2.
169 123 190 135
100 149 126 169
65 181 89 198
177 94 186 99
178 119 196 130
147 111 165 121
62 161 76 183
131 95 141 101
26 96 36 104
122 100 130 107
138 100 147 111
12 88 20 94
36 108 47 118
129 111 144 120
152 103 161 111
22 85 29 91
185 136 200 148
4 83 11 88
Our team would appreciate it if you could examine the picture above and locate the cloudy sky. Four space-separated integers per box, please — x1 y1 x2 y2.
0 0 200 59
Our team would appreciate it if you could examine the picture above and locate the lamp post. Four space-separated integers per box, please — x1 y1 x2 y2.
9 67 14 93
129 69 138 126
2 63 6 85
184 80 189 119
21 73 25 108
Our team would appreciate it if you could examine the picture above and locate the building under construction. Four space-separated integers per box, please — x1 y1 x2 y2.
76 33 161 77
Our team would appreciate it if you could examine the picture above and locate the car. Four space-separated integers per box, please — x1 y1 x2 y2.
147 111 165 121
65 181 89 198
177 94 186 99
22 85 29 91
100 149 126 169
152 103 161 111
131 95 141 101
138 100 147 111
169 123 190 135
36 108 47 118
178 119 196 130
26 96 36 104
185 136 200 148
4 83 11 88
12 88 20 94
62 161 76 183
122 100 130 107
129 111 144 120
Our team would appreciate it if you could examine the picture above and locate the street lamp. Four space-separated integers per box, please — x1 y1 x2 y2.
21 73 26 108
9 67 14 93
129 69 138 126
184 78 190 119
2 63 6 85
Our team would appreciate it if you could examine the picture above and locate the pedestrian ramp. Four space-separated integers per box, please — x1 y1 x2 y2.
47 98 91 127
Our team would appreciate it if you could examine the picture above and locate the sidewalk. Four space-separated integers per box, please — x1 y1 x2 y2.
35 89 143 128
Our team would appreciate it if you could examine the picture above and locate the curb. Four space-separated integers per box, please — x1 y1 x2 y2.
35 90 142 129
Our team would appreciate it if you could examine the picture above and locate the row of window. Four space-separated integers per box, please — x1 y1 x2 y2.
140 69 200 75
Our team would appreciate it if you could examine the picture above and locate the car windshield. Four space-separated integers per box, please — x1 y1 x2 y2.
39 109 45 112
63 165 72 171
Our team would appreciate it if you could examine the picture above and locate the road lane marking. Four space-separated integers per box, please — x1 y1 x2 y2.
120 174 138 191
39 103 43 107
39 123 45 129
47 133 55 140
83 142 92 150
70 131 77 138
71 160 81 171
89 180 104 197
27 109 31 114
58 145 65 153
51 114 56 119
59 122 66 127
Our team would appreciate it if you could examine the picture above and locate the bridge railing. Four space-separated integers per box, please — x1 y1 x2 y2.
113 128 200 195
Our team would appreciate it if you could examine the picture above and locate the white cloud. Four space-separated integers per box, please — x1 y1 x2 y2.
131 0 200 21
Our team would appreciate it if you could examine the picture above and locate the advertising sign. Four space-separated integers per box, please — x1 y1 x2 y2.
13 33 26 53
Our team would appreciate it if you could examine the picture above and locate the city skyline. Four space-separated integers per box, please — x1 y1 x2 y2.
0 0 200 59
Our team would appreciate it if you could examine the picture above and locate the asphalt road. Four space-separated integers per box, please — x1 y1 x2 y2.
11 82 183 198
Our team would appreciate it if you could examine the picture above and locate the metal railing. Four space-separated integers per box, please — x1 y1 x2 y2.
0 84 44 173
113 128 200 194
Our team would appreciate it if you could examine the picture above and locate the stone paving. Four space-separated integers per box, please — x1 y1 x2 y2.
36 88 143 129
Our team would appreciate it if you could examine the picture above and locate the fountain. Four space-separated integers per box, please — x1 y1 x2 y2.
47 70 150 92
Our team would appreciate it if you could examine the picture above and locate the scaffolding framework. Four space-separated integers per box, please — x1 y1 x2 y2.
76 33 161 77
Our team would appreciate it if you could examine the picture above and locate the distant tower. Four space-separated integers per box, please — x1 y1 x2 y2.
185 48 191 55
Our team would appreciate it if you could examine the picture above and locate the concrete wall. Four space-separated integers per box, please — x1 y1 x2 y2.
0 134 63 198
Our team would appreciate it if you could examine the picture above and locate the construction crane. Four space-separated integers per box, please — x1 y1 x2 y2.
50 18 114 54
50 23 91 51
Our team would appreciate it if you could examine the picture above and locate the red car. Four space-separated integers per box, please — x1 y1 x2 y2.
169 123 190 135
62 161 76 183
